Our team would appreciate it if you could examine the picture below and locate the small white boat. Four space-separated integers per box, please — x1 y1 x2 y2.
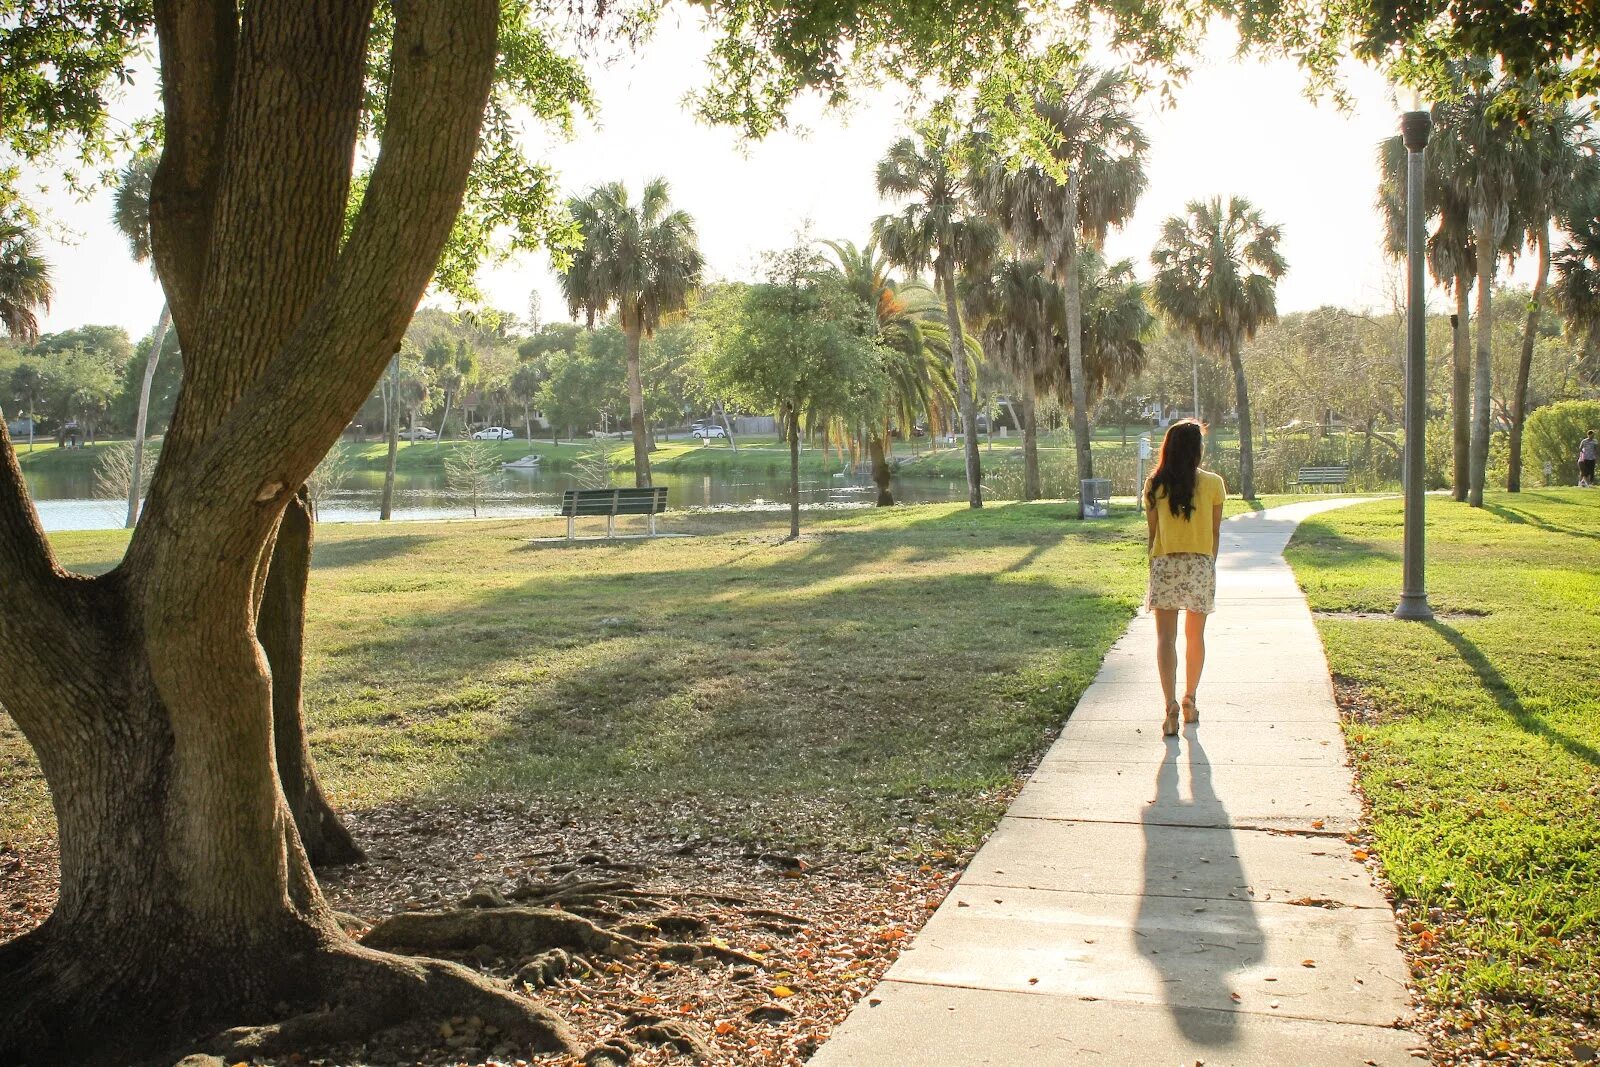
501 454 543 470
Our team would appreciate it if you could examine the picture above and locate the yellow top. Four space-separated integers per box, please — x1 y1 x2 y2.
1149 469 1227 557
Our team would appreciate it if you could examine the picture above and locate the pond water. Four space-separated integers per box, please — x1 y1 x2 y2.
24 461 971 533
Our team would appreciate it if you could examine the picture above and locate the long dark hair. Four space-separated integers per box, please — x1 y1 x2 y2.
1146 419 1205 518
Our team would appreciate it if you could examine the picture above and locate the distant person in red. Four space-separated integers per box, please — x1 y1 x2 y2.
1144 419 1226 738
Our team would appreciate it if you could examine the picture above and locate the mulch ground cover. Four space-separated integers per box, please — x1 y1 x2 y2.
3 794 979 1067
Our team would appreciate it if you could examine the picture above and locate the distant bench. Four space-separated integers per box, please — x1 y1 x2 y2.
560 487 669 540
1293 465 1350 492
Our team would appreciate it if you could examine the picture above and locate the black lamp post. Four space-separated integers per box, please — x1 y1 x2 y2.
1395 98 1434 622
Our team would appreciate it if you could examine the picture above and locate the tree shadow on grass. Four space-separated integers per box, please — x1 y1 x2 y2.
1429 621 1600 768
313 533 441 570
1483 502 1600 543
301 519 1140 847
1285 519 1401 564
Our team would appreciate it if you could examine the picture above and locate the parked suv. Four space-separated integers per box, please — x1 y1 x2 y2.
692 422 728 439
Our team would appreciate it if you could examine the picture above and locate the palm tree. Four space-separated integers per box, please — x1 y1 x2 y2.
974 66 1148 516
1378 116 1478 501
963 254 1056 499
1076 250 1155 405
822 238 957 504
0 221 53 343
558 178 702 487
425 337 478 444
1506 92 1600 491
1431 70 1526 507
1554 186 1600 384
874 127 999 508
1151 196 1287 500
111 154 171 528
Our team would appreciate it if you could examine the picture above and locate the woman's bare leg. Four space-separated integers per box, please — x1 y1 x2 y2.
1155 608 1180 707
1183 609 1209 705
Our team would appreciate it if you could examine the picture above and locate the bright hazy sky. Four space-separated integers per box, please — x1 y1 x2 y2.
26 17 1537 343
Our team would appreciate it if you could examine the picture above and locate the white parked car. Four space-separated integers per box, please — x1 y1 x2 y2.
399 426 437 441
692 423 728 439
472 426 515 441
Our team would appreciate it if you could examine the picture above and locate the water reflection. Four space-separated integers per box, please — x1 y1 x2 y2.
25 463 970 532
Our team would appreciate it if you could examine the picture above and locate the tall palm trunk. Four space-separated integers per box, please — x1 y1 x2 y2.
624 312 652 487
787 402 801 539
1469 231 1496 507
380 355 400 520
125 303 171 528
1452 273 1472 501
1228 336 1255 499
1021 372 1041 500
1059 172 1094 517
435 388 454 447
1508 221 1549 492
938 259 982 508
869 428 894 506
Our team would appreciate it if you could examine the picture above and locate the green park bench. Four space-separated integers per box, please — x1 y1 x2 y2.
1293 465 1351 492
560 486 669 540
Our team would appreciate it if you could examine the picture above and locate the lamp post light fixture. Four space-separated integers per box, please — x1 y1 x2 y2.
1395 90 1434 622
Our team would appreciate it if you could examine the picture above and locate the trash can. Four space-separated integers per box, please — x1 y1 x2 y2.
1080 478 1112 519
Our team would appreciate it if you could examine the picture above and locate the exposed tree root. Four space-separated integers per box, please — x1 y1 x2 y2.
362 906 645 957
207 945 575 1060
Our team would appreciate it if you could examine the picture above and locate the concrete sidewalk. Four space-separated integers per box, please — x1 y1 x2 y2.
813 500 1425 1066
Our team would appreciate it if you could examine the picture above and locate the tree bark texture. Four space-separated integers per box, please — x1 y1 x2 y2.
939 262 982 508
0 3 562 1062
868 430 894 506
1022 373 1041 501
1507 223 1548 493
1469 237 1495 507
1228 338 1255 499
624 316 652 487
381 354 400 521
260 490 365 867
126 304 172 528
787 404 801 539
1058 173 1093 517
1452 275 1472 502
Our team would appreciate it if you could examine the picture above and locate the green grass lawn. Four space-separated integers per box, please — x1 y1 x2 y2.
1 502 1151 859
1285 490 1600 1064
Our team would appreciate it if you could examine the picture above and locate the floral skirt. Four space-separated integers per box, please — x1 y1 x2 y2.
1146 552 1216 614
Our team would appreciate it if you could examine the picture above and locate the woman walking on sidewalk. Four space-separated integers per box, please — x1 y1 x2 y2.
1144 419 1226 737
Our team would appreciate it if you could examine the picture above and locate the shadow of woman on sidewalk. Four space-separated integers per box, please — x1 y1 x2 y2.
1135 729 1265 1045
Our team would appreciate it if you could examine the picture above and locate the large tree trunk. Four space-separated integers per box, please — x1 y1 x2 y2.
624 316 652 487
1469 233 1496 508
787 403 801 539
938 261 982 508
126 303 172 528
0 4 579 1062
1228 338 1255 499
868 429 894 506
1058 173 1093 517
260 489 364 866
1508 222 1548 493
1452 273 1472 501
380 354 399 521
1022 372 1041 501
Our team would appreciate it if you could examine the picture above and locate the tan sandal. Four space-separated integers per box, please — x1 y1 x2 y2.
1162 700 1180 737
1182 695 1199 724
